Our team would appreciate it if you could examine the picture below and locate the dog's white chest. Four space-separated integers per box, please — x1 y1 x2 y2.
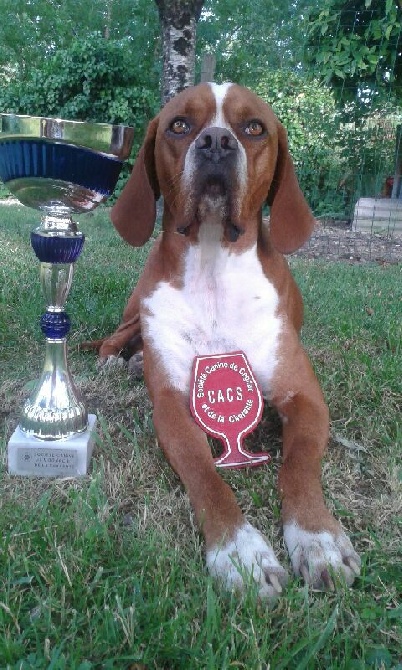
143 233 282 396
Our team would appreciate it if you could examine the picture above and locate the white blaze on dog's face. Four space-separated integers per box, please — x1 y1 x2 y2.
182 83 248 226
153 82 280 241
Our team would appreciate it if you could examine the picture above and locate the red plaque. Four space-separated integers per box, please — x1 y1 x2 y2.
190 351 270 469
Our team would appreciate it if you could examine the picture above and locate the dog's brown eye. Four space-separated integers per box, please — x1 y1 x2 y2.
245 121 265 136
170 119 190 135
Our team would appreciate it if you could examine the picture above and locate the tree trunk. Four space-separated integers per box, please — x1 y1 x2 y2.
154 0 205 105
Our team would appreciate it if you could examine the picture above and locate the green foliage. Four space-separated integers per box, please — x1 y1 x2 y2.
306 0 402 104
257 69 400 217
0 34 158 131
257 70 344 214
302 0 402 214
197 0 315 87
0 0 160 80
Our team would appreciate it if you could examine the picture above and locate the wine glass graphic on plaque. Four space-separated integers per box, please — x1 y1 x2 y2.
190 351 271 468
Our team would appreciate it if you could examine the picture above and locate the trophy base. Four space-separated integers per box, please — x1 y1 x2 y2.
8 414 97 477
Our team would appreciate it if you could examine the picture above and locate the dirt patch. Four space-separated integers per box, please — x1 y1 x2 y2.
293 220 402 264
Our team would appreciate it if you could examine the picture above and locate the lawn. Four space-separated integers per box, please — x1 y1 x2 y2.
0 205 401 669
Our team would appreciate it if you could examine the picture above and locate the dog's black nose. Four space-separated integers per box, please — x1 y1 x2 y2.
195 127 238 163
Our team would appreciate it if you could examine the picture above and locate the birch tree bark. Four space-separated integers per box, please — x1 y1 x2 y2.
154 0 205 105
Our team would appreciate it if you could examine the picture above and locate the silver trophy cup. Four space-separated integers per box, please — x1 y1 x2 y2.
0 114 134 476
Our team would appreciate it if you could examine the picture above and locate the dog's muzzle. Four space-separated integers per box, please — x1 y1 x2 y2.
194 126 239 204
179 126 244 242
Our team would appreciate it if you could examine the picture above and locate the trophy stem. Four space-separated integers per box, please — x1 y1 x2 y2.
21 217 88 439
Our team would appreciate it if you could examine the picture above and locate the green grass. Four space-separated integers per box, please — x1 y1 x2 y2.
0 206 401 669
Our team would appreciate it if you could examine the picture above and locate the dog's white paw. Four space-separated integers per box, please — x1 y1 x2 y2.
97 354 126 369
207 522 288 600
283 521 361 589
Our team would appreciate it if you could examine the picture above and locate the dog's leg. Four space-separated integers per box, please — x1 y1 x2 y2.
151 386 288 599
94 285 144 369
97 315 142 359
272 349 361 589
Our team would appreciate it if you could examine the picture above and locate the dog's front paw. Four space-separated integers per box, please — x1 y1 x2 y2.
283 521 361 590
97 354 126 369
207 522 288 600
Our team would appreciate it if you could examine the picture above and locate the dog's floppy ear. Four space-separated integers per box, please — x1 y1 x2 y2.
111 117 160 247
267 122 315 254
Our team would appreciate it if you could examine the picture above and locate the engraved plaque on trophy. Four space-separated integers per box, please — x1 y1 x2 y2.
0 114 134 476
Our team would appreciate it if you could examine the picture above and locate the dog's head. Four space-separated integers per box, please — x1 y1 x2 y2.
111 83 314 253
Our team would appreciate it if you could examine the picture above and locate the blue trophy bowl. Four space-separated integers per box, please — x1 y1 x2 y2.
0 114 134 214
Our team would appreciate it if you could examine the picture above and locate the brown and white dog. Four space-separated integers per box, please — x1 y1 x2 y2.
93 82 360 599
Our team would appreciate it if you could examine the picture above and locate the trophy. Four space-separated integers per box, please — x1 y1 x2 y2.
0 114 134 476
